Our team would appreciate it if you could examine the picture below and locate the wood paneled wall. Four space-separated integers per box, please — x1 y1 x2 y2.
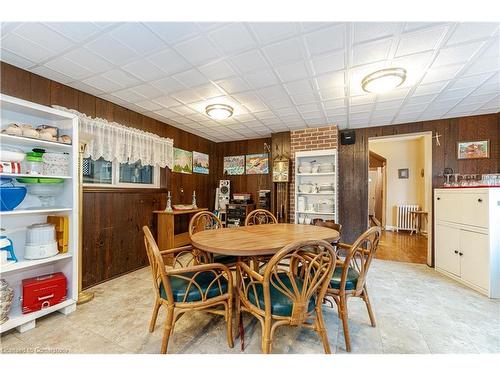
215 138 272 204
338 113 499 245
1 62 217 288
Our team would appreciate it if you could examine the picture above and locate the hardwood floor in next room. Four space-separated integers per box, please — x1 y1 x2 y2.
375 231 427 264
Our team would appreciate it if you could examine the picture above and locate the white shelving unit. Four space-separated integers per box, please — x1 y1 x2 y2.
0 94 79 333
294 149 338 224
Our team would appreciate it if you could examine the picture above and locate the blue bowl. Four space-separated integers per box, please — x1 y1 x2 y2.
0 184 27 211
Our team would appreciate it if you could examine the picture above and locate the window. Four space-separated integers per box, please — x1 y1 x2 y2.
83 158 159 188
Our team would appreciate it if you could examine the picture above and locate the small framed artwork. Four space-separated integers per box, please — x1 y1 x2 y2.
398 168 409 179
192 151 209 174
173 148 193 174
223 155 245 175
457 140 490 160
245 153 269 175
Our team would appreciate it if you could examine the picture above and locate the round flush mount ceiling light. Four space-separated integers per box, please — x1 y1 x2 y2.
361 68 407 93
205 104 234 120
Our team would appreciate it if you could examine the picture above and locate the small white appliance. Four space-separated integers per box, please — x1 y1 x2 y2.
24 223 58 260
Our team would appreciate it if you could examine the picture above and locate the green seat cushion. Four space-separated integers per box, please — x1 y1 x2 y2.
159 271 228 302
329 267 359 290
247 272 316 317
214 254 238 265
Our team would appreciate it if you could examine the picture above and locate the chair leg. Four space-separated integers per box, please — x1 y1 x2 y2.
149 297 161 333
316 307 331 354
226 300 234 348
339 295 351 352
362 287 376 327
161 306 175 354
262 318 272 354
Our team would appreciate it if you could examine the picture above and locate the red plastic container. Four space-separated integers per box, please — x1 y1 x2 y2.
22 272 67 314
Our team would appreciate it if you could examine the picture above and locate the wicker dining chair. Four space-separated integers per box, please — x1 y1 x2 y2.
236 239 336 354
313 219 343 254
188 211 237 267
143 226 233 353
244 209 278 226
324 226 381 352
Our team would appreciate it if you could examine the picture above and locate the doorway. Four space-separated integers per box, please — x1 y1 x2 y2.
368 132 433 265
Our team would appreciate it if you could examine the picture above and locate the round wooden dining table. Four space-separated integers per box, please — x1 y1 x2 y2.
190 223 340 256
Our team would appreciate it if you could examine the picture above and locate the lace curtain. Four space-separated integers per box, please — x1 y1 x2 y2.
53 106 173 168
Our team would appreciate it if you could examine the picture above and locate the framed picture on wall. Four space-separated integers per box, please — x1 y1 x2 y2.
457 140 490 160
398 168 409 179
173 148 193 174
224 155 245 175
192 151 209 174
245 153 269 174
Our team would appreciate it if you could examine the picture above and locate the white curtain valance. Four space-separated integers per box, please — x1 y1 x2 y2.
53 106 173 168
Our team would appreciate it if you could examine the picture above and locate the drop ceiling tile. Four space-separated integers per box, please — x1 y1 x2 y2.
374 99 405 110
1 22 21 35
170 88 205 104
325 107 347 116
350 104 373 114
147 48 192 75
229 49 269 73
233 92 268 112
405 94 438 106
446 23 499 46
110 88 146 102
170 105 197 116
208 23 256 54
273 107 298 117
316 71 345 91
420 64 463 84
284 79 315 96
352 38 393 67
215 77 251 94
354 22 399 44
304 24 345 56
1 33 56 62
82 76 123 92
0 49 36 69
462 56 499 76
297 103 322 113
265 97 294 109
250 22 298 44
244 69 279 89
412 81 449 96
263 37 305 66
150 77 185 94
290 93 318 105
132 84 164 98
45 22 100 42
257 85 288 101
13 23 72 54
135 100 163 112
437 87 475 101
323 98 346 109
31 65 73 84
44 56 93 80
350 95 375 106
392 51 434 87
376 87 411 102
432 41 484 67
311 50 345 75
172 68 209 88
448 73 492 90
398 104 426 115
319 87 346 100
67 81 104 96
274 60 310 82
110 23 165 55
174 35 220 65
480 42 500 58
102 69 141 88
198 60 236 80
85 34 138 65
190 83 225 99
122 59 166 82
64 48 114 74
145 22 199 44
396 25 448 57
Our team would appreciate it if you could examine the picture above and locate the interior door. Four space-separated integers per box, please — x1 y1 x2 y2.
459 229 489 290
435 224 460 276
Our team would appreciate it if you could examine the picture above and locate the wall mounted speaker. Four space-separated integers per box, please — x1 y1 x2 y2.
340 130 356 145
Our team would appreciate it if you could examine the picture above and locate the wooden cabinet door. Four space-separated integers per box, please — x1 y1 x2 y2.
459 229 489 290
435 224 460 276
435 193 462 224
460 193 489 229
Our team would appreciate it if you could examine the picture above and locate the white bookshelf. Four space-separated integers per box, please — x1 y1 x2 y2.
294 149 338 224
0 94 79 333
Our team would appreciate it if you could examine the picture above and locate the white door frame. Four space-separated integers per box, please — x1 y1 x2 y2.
368 131 433 266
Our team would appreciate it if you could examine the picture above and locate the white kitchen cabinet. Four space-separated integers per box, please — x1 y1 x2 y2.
434 188 500 298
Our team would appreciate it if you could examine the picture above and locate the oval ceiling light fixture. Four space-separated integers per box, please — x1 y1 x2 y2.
361 68 407 94
205 103 234 120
